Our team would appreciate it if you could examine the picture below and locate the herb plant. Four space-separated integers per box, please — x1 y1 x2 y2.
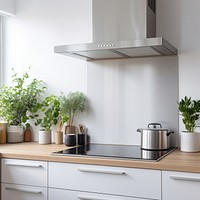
57 112 68 132
60 91 86 126
34 95 61 131
0 69 45 125
178 96 200 133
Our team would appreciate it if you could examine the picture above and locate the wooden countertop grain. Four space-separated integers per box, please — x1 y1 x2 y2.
0 142 200 173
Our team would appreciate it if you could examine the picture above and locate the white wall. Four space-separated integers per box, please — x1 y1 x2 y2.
157 0 200 132
0 0 15 15
3 0 92 141
3 0 200 144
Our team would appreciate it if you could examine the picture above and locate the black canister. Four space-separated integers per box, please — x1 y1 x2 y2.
77 134 85 145
65 134 76 146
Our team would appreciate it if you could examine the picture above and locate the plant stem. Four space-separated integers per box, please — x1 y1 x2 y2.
71 111 75 127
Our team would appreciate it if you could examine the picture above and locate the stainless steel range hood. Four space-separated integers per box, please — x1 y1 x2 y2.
54 0 177 61
55 38 177 61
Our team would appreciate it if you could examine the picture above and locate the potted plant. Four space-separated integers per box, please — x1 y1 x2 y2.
24 123 32 142
34 95 60 144
60 91 86 146
178 96 200 152
55 112 68 145
60 91 86 133
0 69 45 143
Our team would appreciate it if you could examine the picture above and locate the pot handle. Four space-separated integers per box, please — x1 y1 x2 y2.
166 131 174 136
148 123 162 129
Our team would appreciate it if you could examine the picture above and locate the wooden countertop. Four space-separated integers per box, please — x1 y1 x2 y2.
0 142 200 173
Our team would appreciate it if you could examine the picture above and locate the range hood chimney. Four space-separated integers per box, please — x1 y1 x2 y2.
54 0 177 61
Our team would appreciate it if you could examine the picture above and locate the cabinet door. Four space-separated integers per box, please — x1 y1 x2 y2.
2 158 47 187
49 162 161 200
162 170 200 200
2 183 47 200
49 188 154 200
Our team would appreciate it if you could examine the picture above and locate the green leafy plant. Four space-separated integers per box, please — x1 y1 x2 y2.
34 95 61 131
60 91 86 126
57 112 68 132
0 69 45 125
178 96 200 133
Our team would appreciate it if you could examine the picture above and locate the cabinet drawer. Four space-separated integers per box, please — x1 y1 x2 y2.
49 188 154 200
2 183 47 200
49 162 161 199
162 171 200 200
2 158 47 187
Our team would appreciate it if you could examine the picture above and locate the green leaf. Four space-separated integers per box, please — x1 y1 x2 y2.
178 96 200 132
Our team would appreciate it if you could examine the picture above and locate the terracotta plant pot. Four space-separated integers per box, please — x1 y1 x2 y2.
24 128 32 142
0 123 6 144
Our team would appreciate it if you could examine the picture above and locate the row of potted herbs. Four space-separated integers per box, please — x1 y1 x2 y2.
0 69 86 144
1 69 200 151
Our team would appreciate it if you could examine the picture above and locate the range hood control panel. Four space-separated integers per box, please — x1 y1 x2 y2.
98 43 115 48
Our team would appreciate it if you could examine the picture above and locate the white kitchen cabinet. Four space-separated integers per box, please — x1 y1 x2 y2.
2 183 47 200
49 162 161 200
1 158 48 200
162 170 200 200
2 158 47 186
49 188 155 200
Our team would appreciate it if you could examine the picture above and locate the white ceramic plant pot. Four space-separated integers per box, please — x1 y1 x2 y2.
7 125 24 143
39 129 51 144
180 131 200 152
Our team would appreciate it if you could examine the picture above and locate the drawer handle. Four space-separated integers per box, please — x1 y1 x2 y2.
77 195 112 200
77 167 126 175
5 187 42 194
5 162 43 168
170 175 200 182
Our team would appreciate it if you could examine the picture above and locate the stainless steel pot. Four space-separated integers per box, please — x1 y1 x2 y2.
137 123 174 150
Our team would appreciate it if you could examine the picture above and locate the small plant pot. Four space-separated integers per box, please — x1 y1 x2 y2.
65 134 76 146
7 125 24 143
39 130 51 144
24 128 32 142
0 123 6 144
180 131 200 152
55 131 63 144
65 126 76 134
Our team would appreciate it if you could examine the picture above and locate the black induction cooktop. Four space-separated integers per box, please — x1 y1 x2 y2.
52 144 176 162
